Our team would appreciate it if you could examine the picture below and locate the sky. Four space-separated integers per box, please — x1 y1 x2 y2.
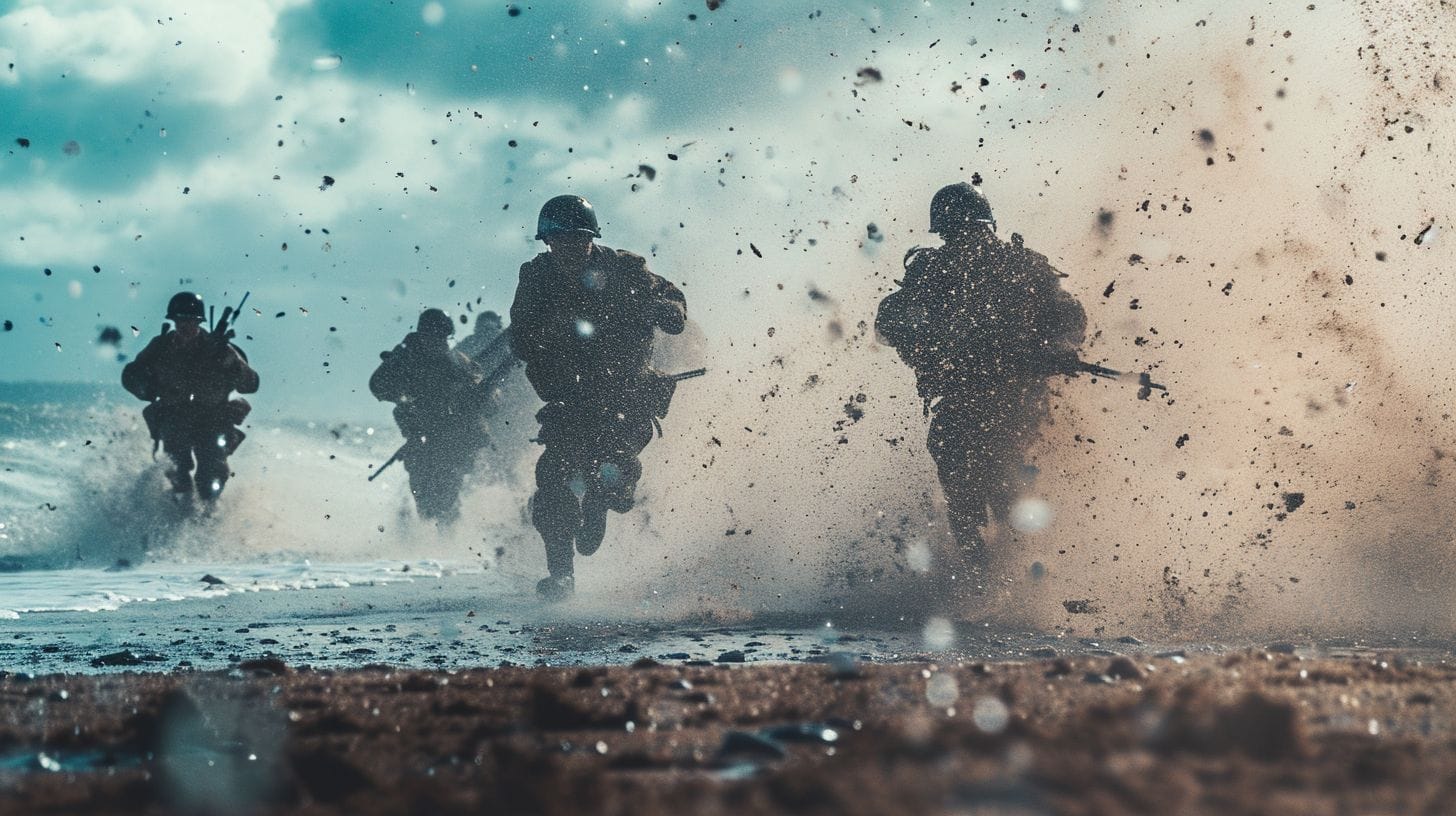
1 0 1153 417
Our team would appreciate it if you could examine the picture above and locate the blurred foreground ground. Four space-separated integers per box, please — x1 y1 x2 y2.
2 651 1453 815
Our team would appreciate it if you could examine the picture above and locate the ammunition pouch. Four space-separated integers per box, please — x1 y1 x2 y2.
225 426 246 455
533 401 570 446
226 397 252 426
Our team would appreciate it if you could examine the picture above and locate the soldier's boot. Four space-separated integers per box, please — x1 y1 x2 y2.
194 452 229 502
535 574 575 601
165 469 193 494
164 451 195 494
576 493 608 556
532 481 579 600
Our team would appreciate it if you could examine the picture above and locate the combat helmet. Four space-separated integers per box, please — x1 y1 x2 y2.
928 182 996 234
535 194 601 241
416 308 456 338
166 292 206 322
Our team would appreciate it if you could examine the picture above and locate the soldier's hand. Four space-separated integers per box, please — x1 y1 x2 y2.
217 347 243 371
650 299 685 332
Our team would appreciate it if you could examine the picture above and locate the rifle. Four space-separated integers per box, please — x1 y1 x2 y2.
1074 361 1168 400
213 291 250 349
368 442 409 482
661 367 707 383
647 368 706 431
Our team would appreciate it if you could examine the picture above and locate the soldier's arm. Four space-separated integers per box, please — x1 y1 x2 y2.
1030 261 1089 374
647 273 687 335
223 346 260 395
368 348 407 402
509 261 574 401
455 351 485 385
507 260 548 363
875 248 937 352
120 336 162 401
874 287 923 352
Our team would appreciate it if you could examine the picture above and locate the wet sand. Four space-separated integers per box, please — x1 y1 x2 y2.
2 650 1453 815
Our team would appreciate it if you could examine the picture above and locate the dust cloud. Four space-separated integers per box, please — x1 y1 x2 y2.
579 0 1456 638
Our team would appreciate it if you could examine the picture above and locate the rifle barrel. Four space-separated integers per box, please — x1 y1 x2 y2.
368 444 408 482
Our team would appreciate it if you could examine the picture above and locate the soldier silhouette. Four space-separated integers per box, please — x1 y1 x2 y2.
370 308 490 524
121 292 259 502
876 183 1087 581
509 194 687 600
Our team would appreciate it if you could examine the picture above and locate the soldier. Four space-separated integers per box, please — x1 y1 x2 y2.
370 308 490 524
453 310 538 486
510 194 687 600
121 292 259 501
453 311 505 362
876 183 1087 581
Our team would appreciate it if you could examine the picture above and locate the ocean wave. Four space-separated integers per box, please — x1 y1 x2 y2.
0 559 462 617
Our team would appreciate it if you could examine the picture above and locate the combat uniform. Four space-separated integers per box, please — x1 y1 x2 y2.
370 326 489 524
877 227 1085 565
121 328 259 499
510 244 686 586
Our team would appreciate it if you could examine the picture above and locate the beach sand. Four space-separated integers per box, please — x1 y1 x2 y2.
2 649 1453 815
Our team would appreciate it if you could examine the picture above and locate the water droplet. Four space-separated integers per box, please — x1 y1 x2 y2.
922 616 954 651
972 696 1009 734
925 673 959 707
906 539 932 573
421 1 445 25
1010 497 1053 533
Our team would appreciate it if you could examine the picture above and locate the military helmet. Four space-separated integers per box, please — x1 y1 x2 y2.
535 194 601 241
928 182 995 234
166 291 206 322
475 310 503 332
416 308 455 338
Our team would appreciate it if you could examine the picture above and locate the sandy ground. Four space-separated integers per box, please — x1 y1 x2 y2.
1 650 1454 815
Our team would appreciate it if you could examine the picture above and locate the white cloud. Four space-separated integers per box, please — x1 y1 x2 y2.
0 0 306 104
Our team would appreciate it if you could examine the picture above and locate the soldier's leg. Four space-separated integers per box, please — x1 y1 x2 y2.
596 416 653 514
406 459 448 522
576 482 608 557
532 443 581 579
193 426 232 501
928 413 992 565
160 427 196 494
577 416 652 556
430 462 469 525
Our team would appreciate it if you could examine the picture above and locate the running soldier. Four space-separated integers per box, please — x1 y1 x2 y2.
370 308 490 524
876 183 1087 581
510 194 687 600
121 292 259 501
